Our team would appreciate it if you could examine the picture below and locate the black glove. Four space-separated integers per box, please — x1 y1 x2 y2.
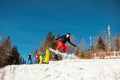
73 44 77 47
74 45 77 47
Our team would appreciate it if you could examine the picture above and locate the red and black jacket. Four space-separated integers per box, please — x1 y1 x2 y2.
56 35 76 47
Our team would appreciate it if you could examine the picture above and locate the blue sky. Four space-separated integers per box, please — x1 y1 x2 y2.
0 0 120 59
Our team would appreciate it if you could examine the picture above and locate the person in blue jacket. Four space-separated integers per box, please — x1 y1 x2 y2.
27 54 33 64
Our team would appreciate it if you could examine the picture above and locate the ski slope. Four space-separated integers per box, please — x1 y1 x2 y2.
0 59 120 80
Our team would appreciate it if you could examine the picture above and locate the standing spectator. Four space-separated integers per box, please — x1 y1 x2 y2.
27 54 33 64
34 55 39 64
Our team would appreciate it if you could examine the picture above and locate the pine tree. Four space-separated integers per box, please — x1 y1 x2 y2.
10 46 20 64
0 37 25 68
40 32 57 52
0 37 12 67
39 32 58 60
96 36 105 52
1 36 12 55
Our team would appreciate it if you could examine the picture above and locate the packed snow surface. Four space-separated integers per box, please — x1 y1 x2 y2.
0 59 120 80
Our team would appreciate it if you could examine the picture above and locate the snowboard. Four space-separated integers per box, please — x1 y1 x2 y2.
49 48 66 56
49 48 78 59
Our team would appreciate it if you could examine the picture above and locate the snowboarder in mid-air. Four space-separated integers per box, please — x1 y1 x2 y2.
55 33 77 53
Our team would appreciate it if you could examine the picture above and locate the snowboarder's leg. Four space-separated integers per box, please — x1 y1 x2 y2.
56 41 64 51
63 44 68 53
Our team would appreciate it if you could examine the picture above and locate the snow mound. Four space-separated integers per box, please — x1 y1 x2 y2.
0 59 120 80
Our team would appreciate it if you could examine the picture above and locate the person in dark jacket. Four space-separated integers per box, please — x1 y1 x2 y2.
56 33 76 53
27 54 33 64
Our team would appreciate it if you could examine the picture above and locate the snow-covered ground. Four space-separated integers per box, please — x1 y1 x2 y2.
0 59 120 80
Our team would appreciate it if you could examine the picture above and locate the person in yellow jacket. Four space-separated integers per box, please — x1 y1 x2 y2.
39 49 50 64
39 52 45 64
39 55 43 64
43 49 50 64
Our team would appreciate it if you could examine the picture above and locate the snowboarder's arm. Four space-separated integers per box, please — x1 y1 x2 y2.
68 39 77 47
